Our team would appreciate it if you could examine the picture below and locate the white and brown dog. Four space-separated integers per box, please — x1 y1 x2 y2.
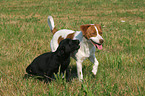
48 16 104 81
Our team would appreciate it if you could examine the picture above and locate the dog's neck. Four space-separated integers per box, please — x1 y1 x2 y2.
82 37 94 48
55 51 70 61
75 31 94 48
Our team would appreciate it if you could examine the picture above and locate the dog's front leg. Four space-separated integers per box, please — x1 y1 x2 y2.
89 55 99 75
76 60 83 81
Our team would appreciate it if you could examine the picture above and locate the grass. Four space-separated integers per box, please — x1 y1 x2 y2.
0 0 145 95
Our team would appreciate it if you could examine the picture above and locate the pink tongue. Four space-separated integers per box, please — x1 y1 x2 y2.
96 44 103 50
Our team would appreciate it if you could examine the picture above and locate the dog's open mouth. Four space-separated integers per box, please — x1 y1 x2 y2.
90 39 103 50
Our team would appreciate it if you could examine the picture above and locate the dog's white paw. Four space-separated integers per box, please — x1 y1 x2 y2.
92 69 97 75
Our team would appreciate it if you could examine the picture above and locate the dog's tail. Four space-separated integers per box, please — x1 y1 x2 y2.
48 16 58 34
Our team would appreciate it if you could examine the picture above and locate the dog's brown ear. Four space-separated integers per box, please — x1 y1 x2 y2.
80 24 91 38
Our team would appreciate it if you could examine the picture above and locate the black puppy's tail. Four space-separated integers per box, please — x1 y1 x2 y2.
26 65 33 74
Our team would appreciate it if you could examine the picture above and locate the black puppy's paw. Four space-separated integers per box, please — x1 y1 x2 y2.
23 74 33 79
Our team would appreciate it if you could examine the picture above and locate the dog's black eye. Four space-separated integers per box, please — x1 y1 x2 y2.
91 32 96 35
99 32 103 36
68 40 72 45
62 46 65 49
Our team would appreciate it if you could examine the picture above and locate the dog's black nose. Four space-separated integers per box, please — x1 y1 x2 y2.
99 39 104 44
76 40 80 44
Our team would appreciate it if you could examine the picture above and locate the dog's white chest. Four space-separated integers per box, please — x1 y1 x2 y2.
75 38 95 58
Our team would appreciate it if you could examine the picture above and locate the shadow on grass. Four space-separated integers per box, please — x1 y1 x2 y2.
23 64 96 83
23 74 51 83
23 64 78 83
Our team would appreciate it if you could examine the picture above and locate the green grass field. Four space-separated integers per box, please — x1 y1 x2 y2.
0 0 145 95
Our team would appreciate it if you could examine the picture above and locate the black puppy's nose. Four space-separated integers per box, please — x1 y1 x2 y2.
76 40 80 44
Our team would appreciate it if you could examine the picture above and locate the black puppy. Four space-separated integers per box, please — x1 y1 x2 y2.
26 38 80 82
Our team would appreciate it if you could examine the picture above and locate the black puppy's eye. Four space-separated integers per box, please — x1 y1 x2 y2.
62 46 65 49
68 40 72 45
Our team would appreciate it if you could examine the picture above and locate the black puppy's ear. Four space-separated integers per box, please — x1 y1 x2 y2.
57 46 65 56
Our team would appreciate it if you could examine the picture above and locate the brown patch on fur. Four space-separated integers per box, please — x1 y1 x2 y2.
86 25 97 38
80 24 97 39
52 27 58 34
66 32 75 39
80 24 90 37
58 36 64 44
58 32 75 44
95 24 102 36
